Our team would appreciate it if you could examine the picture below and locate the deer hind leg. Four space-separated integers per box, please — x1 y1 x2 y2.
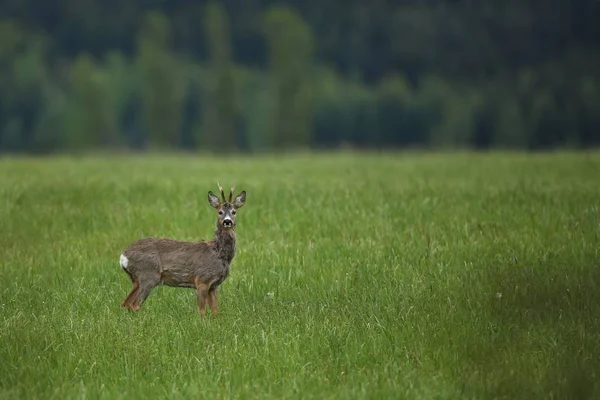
195 279 210 317
122 279 139 310
130 273 160 311
121 263 139 310
208 288 219 318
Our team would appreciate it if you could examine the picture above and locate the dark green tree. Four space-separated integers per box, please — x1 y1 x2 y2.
263 6 316 149
203 2 237 152
0 21 52 152
65 54 118 150
136 11 184 149
104 51 142 149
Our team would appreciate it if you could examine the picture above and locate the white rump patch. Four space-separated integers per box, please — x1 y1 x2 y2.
119 254 129 270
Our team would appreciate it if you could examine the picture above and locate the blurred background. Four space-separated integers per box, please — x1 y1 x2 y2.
0 0 599 155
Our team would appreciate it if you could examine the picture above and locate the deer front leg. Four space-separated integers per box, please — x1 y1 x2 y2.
195 279 210 316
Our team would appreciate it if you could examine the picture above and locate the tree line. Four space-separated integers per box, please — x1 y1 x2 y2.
0 0 599 154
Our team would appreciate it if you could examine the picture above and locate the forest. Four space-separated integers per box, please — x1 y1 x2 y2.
1 0 599 153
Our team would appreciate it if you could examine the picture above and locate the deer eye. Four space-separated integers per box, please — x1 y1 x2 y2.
218 210 224 215
231 210 236 215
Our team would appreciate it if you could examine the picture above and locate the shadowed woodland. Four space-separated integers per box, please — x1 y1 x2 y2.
1 0 599 153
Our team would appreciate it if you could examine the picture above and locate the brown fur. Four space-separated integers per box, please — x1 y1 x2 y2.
119 186 247 316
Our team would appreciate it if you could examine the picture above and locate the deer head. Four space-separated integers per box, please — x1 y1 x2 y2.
208 183 246 230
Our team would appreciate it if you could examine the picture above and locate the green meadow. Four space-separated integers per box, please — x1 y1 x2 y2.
1 152 599 399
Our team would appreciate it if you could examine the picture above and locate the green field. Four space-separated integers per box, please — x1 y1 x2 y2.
1 152 599 399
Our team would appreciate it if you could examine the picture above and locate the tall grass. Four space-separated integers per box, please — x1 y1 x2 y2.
1 151 599 399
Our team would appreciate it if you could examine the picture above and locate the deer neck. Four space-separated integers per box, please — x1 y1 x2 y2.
214 226 236 263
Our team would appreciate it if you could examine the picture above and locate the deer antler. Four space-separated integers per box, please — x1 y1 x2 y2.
229 186 235 203
217 182 226 203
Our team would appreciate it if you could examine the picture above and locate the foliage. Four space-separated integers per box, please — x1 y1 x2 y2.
66 54 118 150
0 1 599 153
135 11 184 149
203 2 238 152
263 5 316 149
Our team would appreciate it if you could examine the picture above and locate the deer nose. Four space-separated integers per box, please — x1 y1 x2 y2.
223 218 233 227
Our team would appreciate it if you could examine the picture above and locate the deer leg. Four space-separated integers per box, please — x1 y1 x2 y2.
122 280 139 309
121 268 139 309
195 279 210 316
130 273 160 311
208 288 219 317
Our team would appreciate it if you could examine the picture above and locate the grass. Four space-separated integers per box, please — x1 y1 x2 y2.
0 151 599 399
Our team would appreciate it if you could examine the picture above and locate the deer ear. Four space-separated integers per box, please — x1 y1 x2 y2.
208 191 221 209
233 190 246 208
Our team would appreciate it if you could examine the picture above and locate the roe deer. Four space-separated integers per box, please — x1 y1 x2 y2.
119 183 247 316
